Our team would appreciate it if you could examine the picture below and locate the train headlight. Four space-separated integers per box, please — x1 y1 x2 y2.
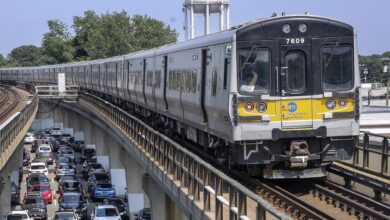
299 24 307 33
244 102 254 112
256 102 267 113
339 98 348 107
282 24 291 33
326 99 336 110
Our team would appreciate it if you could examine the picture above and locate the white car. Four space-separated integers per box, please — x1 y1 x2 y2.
29 162 49 176
37 144 52 153
92 205 121 220
50 128 62 136
24 133 35 144
6 210 33 220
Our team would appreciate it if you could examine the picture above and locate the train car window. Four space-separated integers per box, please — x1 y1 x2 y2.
192 70 197 93
285 50 306 94
238 48 270 93
322 45 353 91
223 58 228 90
211 69 218 96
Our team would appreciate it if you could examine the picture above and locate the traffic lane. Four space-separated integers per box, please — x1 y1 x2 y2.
19 143 59 219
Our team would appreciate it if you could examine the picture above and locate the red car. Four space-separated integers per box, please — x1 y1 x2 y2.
28 183 53 204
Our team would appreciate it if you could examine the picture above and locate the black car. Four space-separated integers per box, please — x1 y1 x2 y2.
82 163 105 179
22 192 47 220
58 192 87 213
10 182 20 205
58 179 83 195
103 198 128 220
30 140 39 153
23 151 30 166
73 140 85 152
134 208 151 220
88 172 110 185
82 147 96 160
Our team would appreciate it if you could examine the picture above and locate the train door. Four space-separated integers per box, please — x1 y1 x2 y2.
279 43 313 130
200 49 209 124
163 56 168 110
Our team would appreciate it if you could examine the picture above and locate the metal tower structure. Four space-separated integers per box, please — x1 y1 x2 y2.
183 0 230 40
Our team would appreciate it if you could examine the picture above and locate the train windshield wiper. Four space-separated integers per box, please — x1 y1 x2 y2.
324 42 340 68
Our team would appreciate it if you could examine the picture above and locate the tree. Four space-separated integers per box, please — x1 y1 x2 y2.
7 45 42 67
73 11 178 60
130 15 177 51
0 54 7 67
41 20 75 64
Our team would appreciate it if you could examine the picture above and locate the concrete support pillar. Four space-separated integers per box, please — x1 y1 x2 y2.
107 141 124 169
119 152 150 209
83 121 96 146
142 175 188 220
205 4 210 35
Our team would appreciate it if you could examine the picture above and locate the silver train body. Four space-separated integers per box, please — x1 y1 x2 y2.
0 15 360 178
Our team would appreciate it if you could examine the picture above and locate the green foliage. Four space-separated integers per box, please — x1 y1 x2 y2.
359 52 390 83
130 15 178 51
7 45 43 67
41 19 75 64
0 54 7 67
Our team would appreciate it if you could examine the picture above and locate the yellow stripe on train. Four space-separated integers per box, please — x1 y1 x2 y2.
237 97 355 122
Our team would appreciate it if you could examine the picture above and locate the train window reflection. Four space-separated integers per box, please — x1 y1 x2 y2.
322 45 353 91
285 50 306 93
239 48 270 93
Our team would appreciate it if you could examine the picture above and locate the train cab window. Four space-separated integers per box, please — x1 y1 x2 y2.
238 48 270 93
322 45 353 91
285 50 306 94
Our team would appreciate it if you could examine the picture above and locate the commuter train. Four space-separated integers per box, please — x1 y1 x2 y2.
0 15 360 178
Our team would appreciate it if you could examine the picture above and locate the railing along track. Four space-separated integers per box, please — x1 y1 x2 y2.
0 85 20 119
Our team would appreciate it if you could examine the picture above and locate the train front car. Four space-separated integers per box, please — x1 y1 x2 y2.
231 15 360 179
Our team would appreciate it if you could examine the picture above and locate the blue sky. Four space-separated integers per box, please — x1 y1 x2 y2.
0 0 388 56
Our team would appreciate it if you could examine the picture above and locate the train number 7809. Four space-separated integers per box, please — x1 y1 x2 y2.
285 38 305 44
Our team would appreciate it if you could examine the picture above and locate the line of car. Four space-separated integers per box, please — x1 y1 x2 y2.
7 128 147 220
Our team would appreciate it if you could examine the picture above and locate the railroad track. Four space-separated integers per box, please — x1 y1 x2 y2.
0 85 20 119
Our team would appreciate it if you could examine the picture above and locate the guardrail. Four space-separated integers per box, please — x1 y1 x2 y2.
353 132 389 176
78 92 289 220
36 85 79 98
0 81 38 173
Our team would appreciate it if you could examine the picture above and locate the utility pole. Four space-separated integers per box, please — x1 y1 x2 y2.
382 57 390 106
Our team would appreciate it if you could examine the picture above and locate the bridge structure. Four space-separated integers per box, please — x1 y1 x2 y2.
1 81 390 219
0 82 289 220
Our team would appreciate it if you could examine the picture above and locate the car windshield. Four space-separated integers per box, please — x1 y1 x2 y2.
97 183 112 188
54 213 75 220
95 174 109 181
28 176 48 184
61 194 81 203
59 157 71 163
40 147 50 151
40 152 51 157
96 208 118 217
91 164 102 169
60 165 73 169
64 182 79 188
31 185 49 191
7 214 28 220
84 149 95 154
31 165 45 170
24 197 44 204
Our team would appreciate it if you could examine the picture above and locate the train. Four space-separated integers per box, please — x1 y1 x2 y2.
0 14 360 179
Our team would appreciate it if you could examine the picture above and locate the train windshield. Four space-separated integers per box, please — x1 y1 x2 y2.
238 48 270 93
322 45 353 91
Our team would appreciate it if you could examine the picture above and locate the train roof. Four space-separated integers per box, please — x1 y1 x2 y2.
0 14 354 71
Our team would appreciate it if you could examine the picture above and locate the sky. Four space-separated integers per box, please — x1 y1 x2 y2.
0 0 389 56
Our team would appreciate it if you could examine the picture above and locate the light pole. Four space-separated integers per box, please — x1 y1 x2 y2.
382 57 390 106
